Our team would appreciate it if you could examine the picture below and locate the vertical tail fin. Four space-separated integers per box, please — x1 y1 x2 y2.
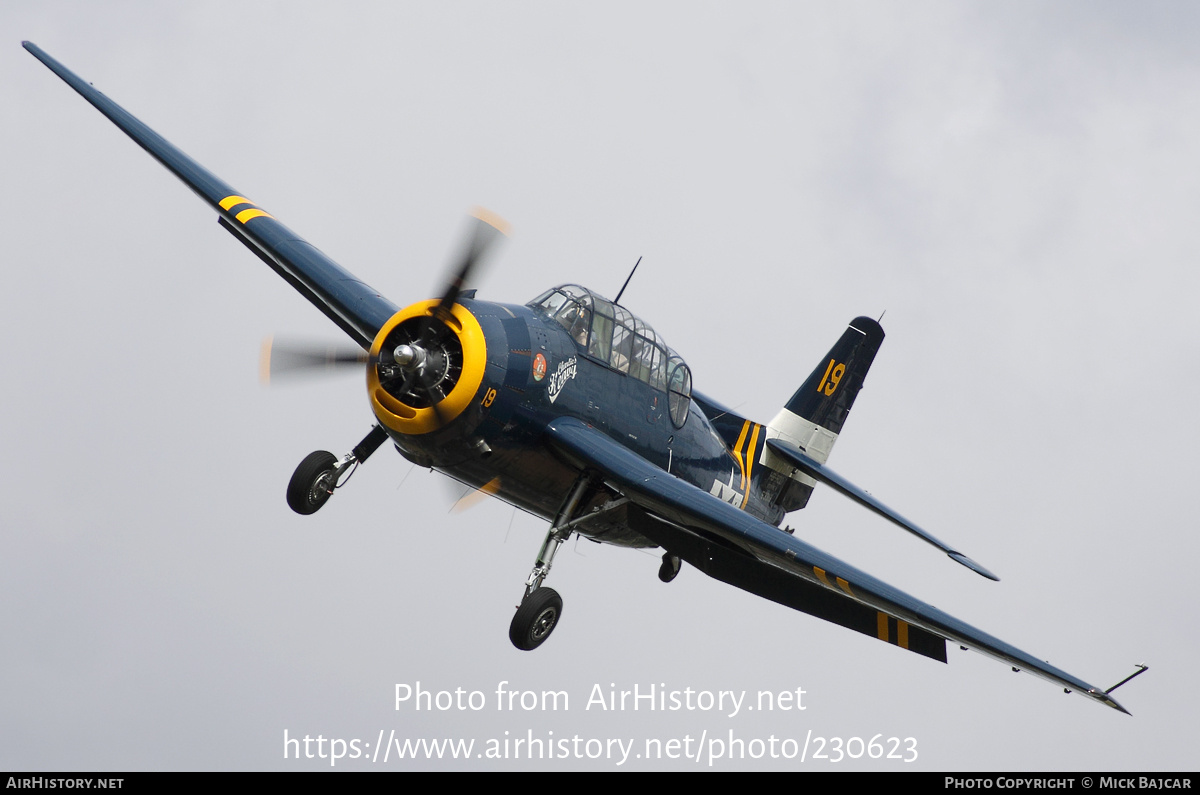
763 317 884 511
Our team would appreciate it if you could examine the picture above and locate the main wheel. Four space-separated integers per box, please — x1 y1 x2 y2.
509 587 563 651
287 450 338 515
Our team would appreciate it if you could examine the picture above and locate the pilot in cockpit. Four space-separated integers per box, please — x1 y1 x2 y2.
564 305 590 347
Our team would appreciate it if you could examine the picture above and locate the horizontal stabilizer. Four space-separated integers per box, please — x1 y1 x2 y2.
765 438 999 581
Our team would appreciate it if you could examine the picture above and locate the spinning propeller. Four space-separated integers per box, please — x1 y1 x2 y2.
261 208 509 430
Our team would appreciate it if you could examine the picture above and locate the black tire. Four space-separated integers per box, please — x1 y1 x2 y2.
658 552 682 583
287 450 338 515
509 587 563 651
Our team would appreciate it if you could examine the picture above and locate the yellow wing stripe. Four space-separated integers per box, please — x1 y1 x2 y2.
219 194 252 210
813 566 856 597
235 208 273 223
219 194 274 224
874 612 914 650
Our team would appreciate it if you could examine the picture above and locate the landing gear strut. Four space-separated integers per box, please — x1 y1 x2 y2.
509 472 593 651
286 425 388 515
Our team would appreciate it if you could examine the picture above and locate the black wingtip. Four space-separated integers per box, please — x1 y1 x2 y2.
948 551 1000 581
1093 690 1131 715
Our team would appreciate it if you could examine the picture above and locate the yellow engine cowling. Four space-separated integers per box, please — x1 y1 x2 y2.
367 300 487 436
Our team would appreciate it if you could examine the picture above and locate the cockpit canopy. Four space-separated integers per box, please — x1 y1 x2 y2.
528 284 692 426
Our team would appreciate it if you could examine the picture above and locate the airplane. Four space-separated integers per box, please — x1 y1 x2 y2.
24 41 1137 714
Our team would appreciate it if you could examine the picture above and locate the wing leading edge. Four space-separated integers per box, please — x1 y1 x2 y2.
23 42 397 349
544 416 1128 714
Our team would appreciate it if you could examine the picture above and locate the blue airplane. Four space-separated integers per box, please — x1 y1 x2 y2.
24 41 1137 713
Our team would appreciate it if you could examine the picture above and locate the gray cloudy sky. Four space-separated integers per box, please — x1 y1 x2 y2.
3 1 1197 771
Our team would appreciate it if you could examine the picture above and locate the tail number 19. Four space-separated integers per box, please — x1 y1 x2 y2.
817 359 846 396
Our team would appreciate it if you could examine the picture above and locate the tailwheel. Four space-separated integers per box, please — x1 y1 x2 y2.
658 552 682 583
509 587 563 651
287 450 338 515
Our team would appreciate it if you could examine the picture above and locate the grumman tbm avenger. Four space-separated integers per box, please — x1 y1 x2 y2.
26 42 1142 714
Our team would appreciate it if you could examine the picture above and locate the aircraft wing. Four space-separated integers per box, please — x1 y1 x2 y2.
23 42 397 349
544 416 1128 714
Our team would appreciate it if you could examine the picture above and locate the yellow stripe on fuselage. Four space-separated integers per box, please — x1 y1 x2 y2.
743 423 761 508
732 420 750 492
729 420 765 511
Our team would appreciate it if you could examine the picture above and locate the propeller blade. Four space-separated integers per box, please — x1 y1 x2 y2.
263 209 509 433
451 477 503 513
259 336 371 384
429 388 450 430
434 207 510 317
398 208 510 430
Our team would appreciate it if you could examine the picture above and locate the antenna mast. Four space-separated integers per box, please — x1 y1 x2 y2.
614 256 642 305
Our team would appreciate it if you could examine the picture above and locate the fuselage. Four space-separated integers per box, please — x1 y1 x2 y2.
367 286 780 546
